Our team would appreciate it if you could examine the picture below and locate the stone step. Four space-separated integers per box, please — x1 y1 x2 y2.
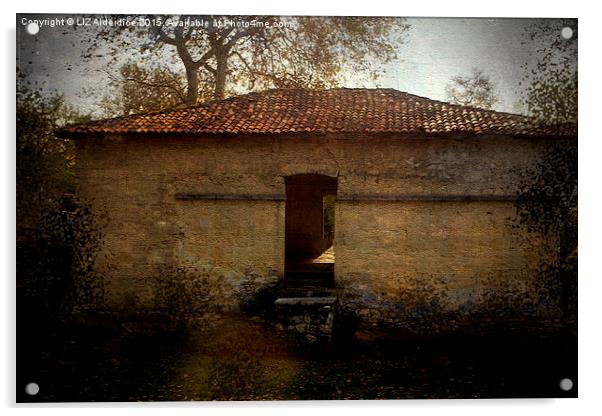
273 295 338 346
280 285 336 298
285 278 334 286
274 296 337 306
285 271 334 287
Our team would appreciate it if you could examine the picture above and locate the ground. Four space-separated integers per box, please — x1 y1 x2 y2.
17 312 577 402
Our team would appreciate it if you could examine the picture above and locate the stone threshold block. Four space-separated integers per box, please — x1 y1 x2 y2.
274 296 338 346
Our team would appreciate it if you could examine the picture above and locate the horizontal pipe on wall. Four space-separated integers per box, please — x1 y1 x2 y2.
175 193 517 202
175 193 286 201
336 194 517 202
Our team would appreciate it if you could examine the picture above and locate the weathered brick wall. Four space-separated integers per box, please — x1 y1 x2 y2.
75 134 560 322
335 200 543 326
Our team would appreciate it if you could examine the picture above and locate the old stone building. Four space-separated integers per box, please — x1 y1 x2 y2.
57 88 575 332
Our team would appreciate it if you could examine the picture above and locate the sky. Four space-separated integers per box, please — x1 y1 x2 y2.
377 18 542 113
16 15 574 117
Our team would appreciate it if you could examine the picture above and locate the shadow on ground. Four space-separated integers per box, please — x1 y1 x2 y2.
17 311 577 402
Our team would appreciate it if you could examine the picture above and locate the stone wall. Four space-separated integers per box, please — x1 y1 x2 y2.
274 296 337 346
335 200 543 328
74 133 563 325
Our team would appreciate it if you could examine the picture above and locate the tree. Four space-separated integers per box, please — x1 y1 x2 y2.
445 68 499 109
17 74 107 317
86 15 410 108
515 143 577 325
514 20 577 327
520 19 577 126
16 73 92 236
100 63 188 116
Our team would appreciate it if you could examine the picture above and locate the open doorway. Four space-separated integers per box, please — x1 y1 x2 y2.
285 174 337 288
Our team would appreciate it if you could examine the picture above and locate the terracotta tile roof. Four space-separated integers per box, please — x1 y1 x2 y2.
56 88 576 138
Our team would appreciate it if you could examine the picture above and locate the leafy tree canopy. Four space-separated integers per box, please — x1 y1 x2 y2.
84 15 410 114
16 71 92 236
520 19 577 126
445 68 499 110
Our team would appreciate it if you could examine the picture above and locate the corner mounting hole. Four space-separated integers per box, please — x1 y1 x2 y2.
561 27 573 40
25 382 39 396
559 378 573 391
26 22 40 35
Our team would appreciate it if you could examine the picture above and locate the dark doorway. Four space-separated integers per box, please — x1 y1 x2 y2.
285 174 337 289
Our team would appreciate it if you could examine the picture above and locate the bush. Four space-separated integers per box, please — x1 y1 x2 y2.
514 143 577 325
18 195 108 320
152 263 214 332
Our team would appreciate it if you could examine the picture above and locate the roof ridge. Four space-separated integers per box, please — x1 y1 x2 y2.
168 87 532 119
56 87 576 138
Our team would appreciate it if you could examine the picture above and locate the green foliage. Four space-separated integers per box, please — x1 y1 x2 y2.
445 68 499 110
516 144 577 236
520 19 577 125
515 143 577 321
86 15 410 106
152 263 214 332
393 275 450 318
17 74 92 234
525 68 577 127
378 271 560 335
237 277 282 317
322 194 335 242
17 86 71 210
18 196 108 318
514 19 577 324
17 76 106 318
100 63 188 116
